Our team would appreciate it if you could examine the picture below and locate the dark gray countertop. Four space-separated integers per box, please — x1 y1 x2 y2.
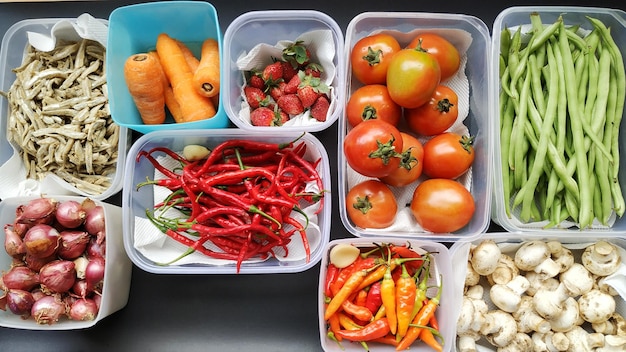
0 1 624 351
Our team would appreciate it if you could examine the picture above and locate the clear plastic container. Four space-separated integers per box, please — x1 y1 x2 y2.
0 18 129 201
338 12 492 242
106 1 230 134
122 129 332 274
450 232 626 352
222 10 345 132
0 195 132 330
318 237 455 352
491 6 626 234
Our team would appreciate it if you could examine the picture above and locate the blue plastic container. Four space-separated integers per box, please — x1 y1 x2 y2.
106 1 230 134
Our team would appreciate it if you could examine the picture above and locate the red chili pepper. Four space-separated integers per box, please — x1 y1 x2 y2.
336 317 391 342
325 264 340 298
283 215 310 263
331 257 377 296
137 150 181 180
365 281 383 315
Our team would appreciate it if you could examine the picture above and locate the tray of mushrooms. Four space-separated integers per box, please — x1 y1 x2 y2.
450 235 626 352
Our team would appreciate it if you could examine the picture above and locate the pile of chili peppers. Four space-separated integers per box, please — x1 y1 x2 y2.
323 243 443 351
135 136 325 272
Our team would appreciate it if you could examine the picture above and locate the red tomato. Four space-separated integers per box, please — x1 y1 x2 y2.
410 178 475 233
346 84 402 128
344 119 403 178
379 132 424 187
386 48 441 109
405 85 459 136
350 33 401 85
346 179 398 229
422 132 475 179
407 33 461 81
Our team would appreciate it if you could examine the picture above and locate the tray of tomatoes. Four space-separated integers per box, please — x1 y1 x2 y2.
338 12 493 241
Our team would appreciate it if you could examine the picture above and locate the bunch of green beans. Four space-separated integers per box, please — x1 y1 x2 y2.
500 13 626 229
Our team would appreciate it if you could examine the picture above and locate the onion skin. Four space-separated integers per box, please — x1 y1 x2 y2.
55 200 86 229
31 295 67 325
23 224 60 259
6 289 35 316
69 298 98 321
16 198 58 225
1 266 40 291
39 260 76 294
58 230 90 260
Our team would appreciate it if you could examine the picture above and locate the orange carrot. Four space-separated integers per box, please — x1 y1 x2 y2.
123 53 166 125
155 33 216 122
176 39 200 72
193 38 220 98
148 51 184 123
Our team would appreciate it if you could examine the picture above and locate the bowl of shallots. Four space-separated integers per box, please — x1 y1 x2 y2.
0 195 132 330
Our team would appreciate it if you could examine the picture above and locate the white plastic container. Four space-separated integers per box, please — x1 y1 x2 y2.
0 195 132 330
450 233 626 352
122 129 332 274
318 237 455 352
338 12 492 242
222 10 345 132
0 18 129 201
491 6 626 234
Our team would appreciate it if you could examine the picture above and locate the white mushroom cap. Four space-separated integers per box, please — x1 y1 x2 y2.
578 289 616 324
581 241 621 276
470 240 501 276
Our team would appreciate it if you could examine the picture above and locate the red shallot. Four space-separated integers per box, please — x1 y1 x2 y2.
4 224 25 258
73 256 89 279
58 230 90 260
24 253 55 272
31 295 67 325
39 260 76 294
1 266 40 291
55 200 86 229
16 197 58 225
6 289 35 316
85 257 105 292
69 298 98 321
23 224 60 259
71 279 90 298
86 237 105 259
84 205 105 241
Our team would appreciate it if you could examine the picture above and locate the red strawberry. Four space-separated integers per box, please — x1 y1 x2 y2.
248 74 265 89
262 61 284 84
281 61 298 82
283 72 301 94
310 95 330 122
304 63 323 78
244 86 267 109
269 81 286 101
250 106 286 126
297 85 320 109
277 94 304 115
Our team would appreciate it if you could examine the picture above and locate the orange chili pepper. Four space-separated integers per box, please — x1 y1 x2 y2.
342 299 373 322
396 276 443 351
327 312 343 342
331 257 376 296
338 312 363 330
395 264 417 340
419 327 443 352
355 288 368 307
325 269 368 320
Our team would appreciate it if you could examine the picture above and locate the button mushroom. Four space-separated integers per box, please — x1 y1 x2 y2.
489 275 530 313
487 253 519 286
470 240 501 276
597 335 626 352
564 326 604 352
559 263 594 297
578 288 616 324
480 310 518 347
513 295 551 334
549 297 583 333
498 332 533 352
514 240 561 279
533 282 570 320
581 241 621 277
531 331 570 352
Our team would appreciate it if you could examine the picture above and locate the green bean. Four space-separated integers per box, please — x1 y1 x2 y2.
529 53 547 117
527 13 561 53
557 18 593 228
514 41 560 222
584 51 600 121
513 69 533 188
500 91 515 217
500 27 512 66
575 49 589 108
